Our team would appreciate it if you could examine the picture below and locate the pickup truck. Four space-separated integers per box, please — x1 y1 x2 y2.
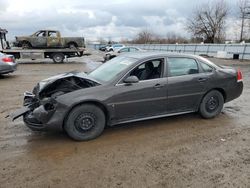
14 30 85 49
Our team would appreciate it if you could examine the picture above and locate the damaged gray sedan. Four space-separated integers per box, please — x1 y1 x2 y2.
11 52 243 141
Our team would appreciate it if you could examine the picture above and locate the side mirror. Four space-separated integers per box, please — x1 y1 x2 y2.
123 76 139 84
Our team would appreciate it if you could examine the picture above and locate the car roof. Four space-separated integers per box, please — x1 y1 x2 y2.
120 51 219 68
120 51 201 59
39 30 58 32
121 46 138 48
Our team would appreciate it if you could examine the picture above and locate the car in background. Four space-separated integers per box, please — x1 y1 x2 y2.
105 44 125 52
0 52 17 74
99 44 111 51
104 46 144 61
11 52 243 141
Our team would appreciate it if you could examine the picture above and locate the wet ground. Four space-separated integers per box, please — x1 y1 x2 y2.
0 52 249 187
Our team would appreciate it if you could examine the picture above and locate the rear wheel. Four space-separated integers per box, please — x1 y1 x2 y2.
68 42 77 49
52 53 64 63
21 41 31 49
199 90 224 119
64 104 106 141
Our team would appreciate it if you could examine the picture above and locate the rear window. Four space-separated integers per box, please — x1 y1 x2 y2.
200 62 213 73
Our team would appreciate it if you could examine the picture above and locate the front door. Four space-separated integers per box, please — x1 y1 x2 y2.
32 31 47 47
111 58 168 122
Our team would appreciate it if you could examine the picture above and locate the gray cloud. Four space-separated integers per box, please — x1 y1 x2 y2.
0 0 8 12
0 0 237 41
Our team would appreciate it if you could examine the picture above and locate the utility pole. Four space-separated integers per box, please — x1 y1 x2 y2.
239 0 250 41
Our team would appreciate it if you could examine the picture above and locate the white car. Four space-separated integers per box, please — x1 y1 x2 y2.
104 47 144 61
105 44 125 52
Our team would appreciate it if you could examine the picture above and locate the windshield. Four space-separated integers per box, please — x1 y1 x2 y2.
88 56 137 82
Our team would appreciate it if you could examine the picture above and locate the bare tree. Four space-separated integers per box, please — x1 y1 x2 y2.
186 0 228 43
133 30 154 44
97 37 107 44
239 0 250 41
165 32 188 44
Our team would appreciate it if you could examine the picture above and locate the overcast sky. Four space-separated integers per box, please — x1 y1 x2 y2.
0 0 239 41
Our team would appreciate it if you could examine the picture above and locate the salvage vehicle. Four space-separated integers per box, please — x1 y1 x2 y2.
104 46 144 61
13 30 85 49
0 52 17 74
10 52 243 141
0 29 86 63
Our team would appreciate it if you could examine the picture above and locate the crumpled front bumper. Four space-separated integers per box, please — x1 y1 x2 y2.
10 91 66 132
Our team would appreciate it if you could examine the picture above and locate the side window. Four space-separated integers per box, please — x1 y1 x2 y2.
129 59 164 81
129 48 139 52
37 31 46 37
168 58 199 77
120 48 129 53
200 62 213 73
48 31 57 37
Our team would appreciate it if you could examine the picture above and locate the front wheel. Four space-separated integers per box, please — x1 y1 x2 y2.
64 104 106 141
105 54 111 61
199 90 224 119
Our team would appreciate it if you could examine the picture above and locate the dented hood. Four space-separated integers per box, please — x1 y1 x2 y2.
36 71 100 94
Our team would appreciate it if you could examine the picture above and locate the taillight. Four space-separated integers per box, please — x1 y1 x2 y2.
237 69 243 82
2 57 13 63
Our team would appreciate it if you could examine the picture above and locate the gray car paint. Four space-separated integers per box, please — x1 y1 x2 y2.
0 52 17 74
11 52 243 132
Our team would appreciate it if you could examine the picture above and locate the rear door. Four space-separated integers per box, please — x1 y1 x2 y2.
47 31 61 47
167 57 210 113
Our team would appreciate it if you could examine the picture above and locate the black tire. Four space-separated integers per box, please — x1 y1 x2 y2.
64 104 106 141
52 53 64 63
22 41 31 49
199 90 224 119
105 54 111 61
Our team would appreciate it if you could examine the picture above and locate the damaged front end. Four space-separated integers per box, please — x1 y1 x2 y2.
10 71 100 131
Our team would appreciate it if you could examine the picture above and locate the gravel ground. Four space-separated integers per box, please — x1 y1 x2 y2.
0 51 249 188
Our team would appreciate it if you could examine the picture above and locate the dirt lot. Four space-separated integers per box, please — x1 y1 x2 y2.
0 52 249 188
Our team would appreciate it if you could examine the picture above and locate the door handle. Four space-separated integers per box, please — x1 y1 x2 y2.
154 83 164 89
198 78 207 82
